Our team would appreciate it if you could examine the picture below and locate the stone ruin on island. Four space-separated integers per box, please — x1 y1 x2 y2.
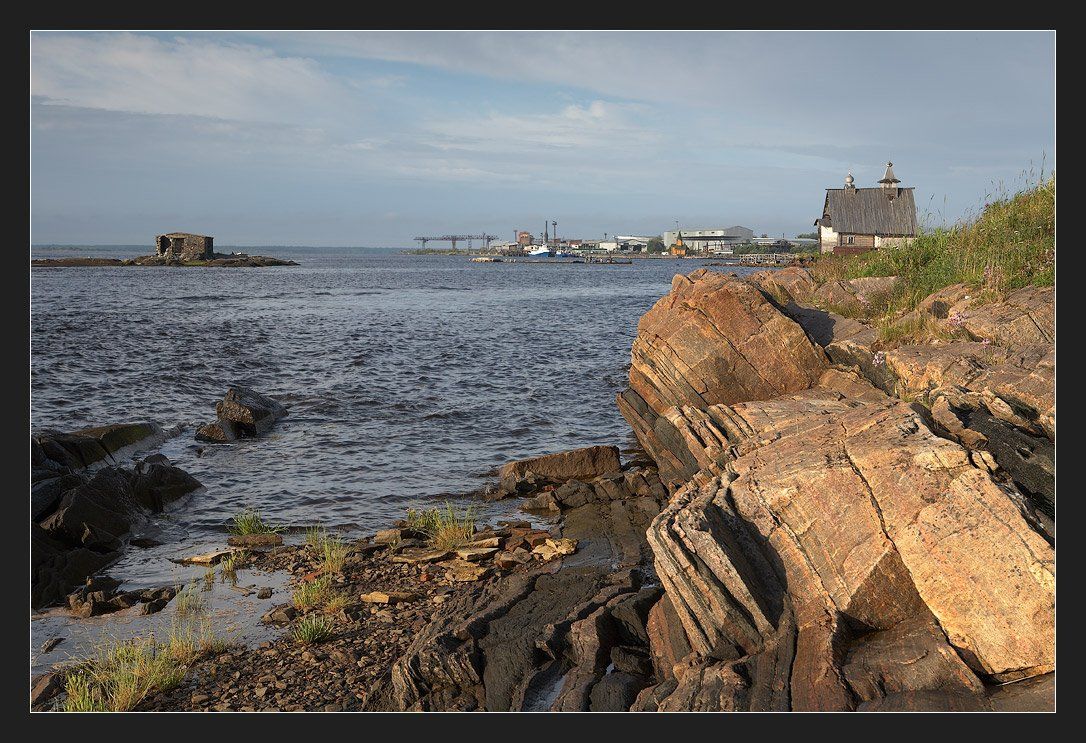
155 232 214 261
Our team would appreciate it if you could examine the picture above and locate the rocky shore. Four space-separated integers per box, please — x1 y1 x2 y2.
30 265 1055 712
32 253 298 268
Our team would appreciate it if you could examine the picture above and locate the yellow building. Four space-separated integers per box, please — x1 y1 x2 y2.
669 232 687 257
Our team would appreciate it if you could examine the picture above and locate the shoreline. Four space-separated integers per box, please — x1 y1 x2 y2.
30 261 1055 712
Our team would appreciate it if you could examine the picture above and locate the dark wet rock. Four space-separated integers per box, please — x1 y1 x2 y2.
609 585 662 646
39 464 200 551
589 671 650 711
129 536 163 548
520 491 560 514
857 690 991 712
32 524 118 609
31 472 87 522
31 424 201 609
610 645 653 677
217 386 287 435
66 576 178 617
141 598 170 615
256 587 273 600
986 673 1055 712
368 485 662 712
195 421 238 443
197 386 287 442
261 605 297 624
34 422 163 471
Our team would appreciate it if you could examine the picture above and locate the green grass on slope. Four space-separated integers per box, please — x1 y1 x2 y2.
809 173 1054 342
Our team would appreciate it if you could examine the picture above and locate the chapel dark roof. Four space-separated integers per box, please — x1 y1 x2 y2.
820 187 917 236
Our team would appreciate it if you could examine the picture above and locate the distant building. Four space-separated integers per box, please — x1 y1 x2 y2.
516 231 533 247
663 226 754 255
491 241 525 255
815 163 917 255
156 232 214 261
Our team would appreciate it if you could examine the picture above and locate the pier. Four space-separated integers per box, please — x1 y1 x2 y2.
413 234 498 251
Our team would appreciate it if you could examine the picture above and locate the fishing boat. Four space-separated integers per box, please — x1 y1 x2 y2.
527 245 554 257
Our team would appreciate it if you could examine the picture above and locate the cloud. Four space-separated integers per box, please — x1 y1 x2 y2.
31 32 359 125
422 100 661 154
29 31 1055 244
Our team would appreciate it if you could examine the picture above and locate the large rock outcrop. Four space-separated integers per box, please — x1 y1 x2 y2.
618 268 1054 712
773 281 1055 520
617 269 827 487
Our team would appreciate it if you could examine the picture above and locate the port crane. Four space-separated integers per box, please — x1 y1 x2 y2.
413 234 497 251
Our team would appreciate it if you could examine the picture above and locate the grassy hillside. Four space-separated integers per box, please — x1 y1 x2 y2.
810 174 1054 341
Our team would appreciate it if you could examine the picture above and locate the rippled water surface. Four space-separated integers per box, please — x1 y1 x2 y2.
32 248 754 570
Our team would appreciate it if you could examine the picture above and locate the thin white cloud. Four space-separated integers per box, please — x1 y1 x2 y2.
423 100 661 154
31 32 359 124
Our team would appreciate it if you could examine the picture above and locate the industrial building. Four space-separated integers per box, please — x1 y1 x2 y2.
663 226 754 255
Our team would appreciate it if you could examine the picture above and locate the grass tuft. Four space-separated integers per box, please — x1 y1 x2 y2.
174 582 208 617
227 508 283 536
292 614 335 645
305 527 348 574
218 556 238 586
406 502 477 551
60 612 228 712
292 576 334 611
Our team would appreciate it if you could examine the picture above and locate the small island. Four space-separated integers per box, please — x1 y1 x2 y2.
32 232 299 267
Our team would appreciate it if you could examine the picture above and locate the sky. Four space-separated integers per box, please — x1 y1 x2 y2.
30 31 1055 247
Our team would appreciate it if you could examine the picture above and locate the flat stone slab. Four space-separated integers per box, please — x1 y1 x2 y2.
360 590 420 605
455 546 499 562
227 533 284 547
390 548 450 564
441 559 489 582
170 549 238 566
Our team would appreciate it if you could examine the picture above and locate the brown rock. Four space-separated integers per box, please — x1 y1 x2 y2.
746 266 817 305
171 548 238 566
31 672 66 708
216 386 288 435
956 285 1053 349
531 538 577 562
645 594 692 682
644 391 1053 710
454 546 499 562
618 269 827 486
442 559 488 582
360 590 419 604
497 445 622 495
390 548 450 564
